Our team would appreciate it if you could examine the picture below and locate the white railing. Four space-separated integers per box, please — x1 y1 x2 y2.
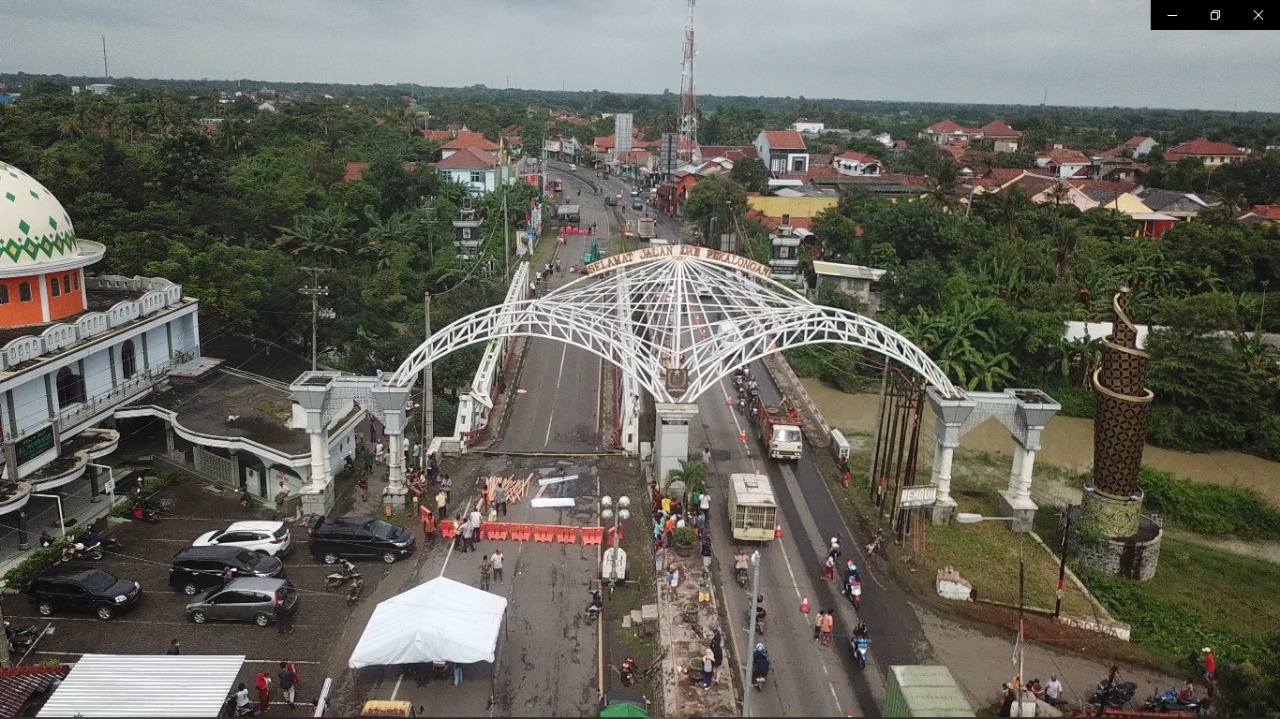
56 372 160 432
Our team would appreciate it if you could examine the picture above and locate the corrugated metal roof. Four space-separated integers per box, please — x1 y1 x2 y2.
38 654 245 718
0 665 69 717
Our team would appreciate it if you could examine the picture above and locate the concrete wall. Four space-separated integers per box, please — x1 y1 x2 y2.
144 326 169 370
9 377 48 436
82 347 112 398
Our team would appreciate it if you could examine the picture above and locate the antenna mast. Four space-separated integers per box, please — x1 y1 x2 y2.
101 36 110 82
677 0 697 163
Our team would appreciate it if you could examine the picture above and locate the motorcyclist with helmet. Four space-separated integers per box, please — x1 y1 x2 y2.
751 644 770 689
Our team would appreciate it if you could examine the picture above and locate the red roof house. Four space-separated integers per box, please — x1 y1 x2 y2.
1163 138 1247 166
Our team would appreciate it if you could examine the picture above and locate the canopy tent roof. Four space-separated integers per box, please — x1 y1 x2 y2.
38 654 245 717
349 576 508 668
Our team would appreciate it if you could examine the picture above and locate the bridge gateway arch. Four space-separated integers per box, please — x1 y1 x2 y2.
290 244 1059 528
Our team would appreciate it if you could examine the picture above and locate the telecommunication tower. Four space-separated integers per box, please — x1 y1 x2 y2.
677 0 697 163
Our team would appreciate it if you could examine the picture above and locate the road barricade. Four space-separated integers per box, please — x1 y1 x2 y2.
509 523 533 542
580 527 605 546
533 524 557 543
482 522 509 541
555 526 580 544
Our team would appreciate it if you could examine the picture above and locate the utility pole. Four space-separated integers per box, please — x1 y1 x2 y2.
1053 505 1074 619
741 550 761 718
1015 531 1026 716
502 188 511 285
420 292 433 464
298 267 333 371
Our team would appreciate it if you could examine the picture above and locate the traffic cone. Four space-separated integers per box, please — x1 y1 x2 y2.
800 594 810 614
774 522 782 539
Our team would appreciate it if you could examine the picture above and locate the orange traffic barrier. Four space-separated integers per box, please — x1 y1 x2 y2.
556 526 579 544
580 527 605 546
439 520 457 539
482 522 509 541
533 524 557 543
509 523 533 542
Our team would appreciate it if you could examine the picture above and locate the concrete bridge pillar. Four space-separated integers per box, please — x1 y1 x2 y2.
653 403 698 487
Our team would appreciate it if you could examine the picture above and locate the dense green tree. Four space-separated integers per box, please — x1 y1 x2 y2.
728 158 768 194
682 175 749 247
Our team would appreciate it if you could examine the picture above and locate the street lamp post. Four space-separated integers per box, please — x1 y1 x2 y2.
956 513 1027 717
1260 280 1270 333
741 550 761 718
601 495 630 584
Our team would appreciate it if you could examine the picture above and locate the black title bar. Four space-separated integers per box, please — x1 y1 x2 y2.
1152 4 1275 30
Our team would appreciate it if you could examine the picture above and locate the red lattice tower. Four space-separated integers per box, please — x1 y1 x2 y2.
678 0 697 162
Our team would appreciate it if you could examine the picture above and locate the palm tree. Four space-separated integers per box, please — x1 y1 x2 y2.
923 160 962 214
216 119 251 155
1046 181 1073 210
664 459 708 499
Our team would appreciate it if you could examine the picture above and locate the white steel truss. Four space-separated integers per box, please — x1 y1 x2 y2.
387 248 963 402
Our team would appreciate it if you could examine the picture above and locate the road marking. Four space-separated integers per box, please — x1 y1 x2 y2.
544 344 569 447
437 498 480 579
391 668 404 701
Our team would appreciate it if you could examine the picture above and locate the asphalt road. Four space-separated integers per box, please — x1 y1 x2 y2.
494 165 615 455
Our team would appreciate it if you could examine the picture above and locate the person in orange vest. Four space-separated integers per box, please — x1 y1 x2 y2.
420 506 437 542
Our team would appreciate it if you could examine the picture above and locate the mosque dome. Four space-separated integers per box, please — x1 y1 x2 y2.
0 161 78 268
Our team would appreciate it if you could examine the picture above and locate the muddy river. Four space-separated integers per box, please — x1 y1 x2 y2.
801 379 1280 507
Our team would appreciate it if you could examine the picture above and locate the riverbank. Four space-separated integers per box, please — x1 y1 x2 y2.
802 379 1280 508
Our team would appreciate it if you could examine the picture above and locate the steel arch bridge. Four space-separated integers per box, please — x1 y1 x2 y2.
387 245 962 402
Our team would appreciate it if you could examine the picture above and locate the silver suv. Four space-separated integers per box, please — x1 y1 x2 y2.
185 577 298 627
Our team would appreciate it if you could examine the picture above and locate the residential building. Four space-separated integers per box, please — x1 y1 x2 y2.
1035 149 1092 179
0 161 199 521
256 102 277 113
920 119 976 147
1134 189 1210 220
1123 136 1157 157
435 146 499 195
791 118 826 134
1163 138 1247 167
1237 205 1280 226
812 261 886 314
696 146 759 164
978 120 1024 152
422 129 458 142
754 130 810 176
440 132 501 160
834 151 882 177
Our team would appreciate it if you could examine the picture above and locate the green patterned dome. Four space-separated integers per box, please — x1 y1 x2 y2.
0 161 77 268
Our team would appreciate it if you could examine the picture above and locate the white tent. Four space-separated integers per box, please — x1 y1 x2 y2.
349 576 508 668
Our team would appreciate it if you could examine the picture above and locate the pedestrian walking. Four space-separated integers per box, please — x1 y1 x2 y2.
254 672 272 713
374 440 385 466
814 609 825 640
358 476 369 502
442 474 453 504
493 484 507 516
363 447 374 476
710 629 723 684
166 639 180 655
458 517 472 552
667 567 680 599
468 508 483 550
276 603 295 635
491 548 505 584
701 648 714 690
436 489 448 519
820 610 834 646
420 506 437 541
821 554 836 581
278 662 298 708
699 491 711 523
480 555 492 591
1202 647 1216 682
412 442 421 468
1044 675 1063 707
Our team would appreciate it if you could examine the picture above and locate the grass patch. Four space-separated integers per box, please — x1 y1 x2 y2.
1139 467 1280 540
1080 537 1280 673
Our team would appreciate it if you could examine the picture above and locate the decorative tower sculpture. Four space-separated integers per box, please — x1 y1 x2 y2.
1075 288 1163 579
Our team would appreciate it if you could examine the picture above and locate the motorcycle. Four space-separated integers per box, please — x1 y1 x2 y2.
753 672 767 691
325 559 361 591
224 695 258 717
1089 677 1137 709
733 565 748 589
60 541 103 562
346 575 365 606
847 580 862 610
5 620 39 654
1141 688 1201 714
131 502 160 523
851 634 869 669
585 588 604 624
745 608 765 634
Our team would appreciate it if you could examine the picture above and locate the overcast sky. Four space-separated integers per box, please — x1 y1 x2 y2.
5 0 1278 112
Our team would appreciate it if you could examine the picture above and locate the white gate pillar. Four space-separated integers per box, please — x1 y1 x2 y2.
925 390 975 524
291 381 335 516
653 402 698 487
373 385 414 507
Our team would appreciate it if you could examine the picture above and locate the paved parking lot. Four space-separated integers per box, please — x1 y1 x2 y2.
2 476 399 716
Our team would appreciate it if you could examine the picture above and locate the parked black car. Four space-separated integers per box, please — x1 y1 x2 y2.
169 545 285 596
308 515 416 564
27 566 141 620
